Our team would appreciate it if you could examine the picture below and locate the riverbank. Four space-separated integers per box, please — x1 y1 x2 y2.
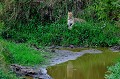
43 46 120 67
9 47 103 79
0 38 120 79
44 48 102 67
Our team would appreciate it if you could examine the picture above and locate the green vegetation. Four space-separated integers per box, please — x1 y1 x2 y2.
0 0 120 79
2 21 119 47
0 70 19 79
0 38 45 79
84 0 120 21
105 62 120 79
0 39 18 79
0 38 45 66
0 0 119 47
0 37 47 78
7 42 44 65
0 38 54 78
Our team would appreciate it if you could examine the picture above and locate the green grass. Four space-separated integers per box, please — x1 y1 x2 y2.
0 70 19 79
0 39 19 79
0 37 45 79
0 38 45 66
7 43 45 65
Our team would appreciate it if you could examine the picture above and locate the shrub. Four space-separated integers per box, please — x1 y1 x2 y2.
85 0 120 21
105 62 120 79
2 21 119 47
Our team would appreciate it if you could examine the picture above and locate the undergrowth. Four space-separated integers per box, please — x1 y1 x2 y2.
2 20 119 47
105 62 120 79
0 70 19 79
0 39 18 79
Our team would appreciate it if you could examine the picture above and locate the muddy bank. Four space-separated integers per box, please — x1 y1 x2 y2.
44 48 102 67
45 45 120 67
12 46 120 79
10 47 102 79
10 64 52 79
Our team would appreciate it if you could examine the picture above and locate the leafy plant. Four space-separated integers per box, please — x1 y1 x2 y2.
105 62 120 79
85 0 120 21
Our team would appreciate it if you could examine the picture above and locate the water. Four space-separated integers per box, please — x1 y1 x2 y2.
47 48 120 79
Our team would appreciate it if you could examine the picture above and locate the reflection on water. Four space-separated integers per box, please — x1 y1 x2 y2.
47 48 120 79
67 61 73 79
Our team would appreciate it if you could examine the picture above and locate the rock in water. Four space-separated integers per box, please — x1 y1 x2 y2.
110 46 120 52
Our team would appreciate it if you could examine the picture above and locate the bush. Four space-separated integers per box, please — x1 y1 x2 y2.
3 21 119 47
85 0 120 21
105 62 120 79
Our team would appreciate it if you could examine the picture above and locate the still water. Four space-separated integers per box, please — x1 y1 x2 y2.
47 48 120 79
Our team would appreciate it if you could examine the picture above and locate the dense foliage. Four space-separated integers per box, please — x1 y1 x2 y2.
105 62 120 79
0 0 119 47
85 0 120 21
1 20 119 47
